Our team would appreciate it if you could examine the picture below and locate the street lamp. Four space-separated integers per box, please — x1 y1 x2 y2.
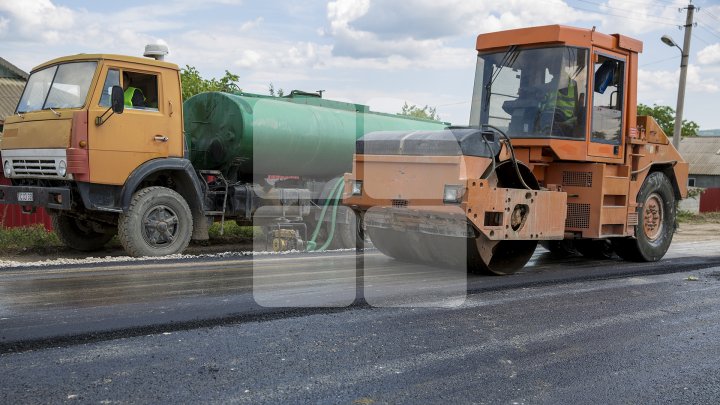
661 35 681 51
660 0 695 149
661 33 688 149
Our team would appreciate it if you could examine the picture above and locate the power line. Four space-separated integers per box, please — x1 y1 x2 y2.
702 7 720 24
692 32 713 46
570 5 683 27
574 0 683 23
697 22 720 41
641 55 681 67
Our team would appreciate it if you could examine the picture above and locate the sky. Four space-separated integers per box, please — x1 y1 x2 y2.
2 0 720 129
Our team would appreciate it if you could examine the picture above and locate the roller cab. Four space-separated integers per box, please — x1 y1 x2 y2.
345 25 689 274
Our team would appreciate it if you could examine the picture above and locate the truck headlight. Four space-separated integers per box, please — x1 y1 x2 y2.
443 184 465 204
352 180 363 196
57 160 67 177
3 160 11 177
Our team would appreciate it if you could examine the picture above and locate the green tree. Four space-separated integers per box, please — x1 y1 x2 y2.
180 65 241 100
398 102 440 120
637 103 699 137
268 83 285 97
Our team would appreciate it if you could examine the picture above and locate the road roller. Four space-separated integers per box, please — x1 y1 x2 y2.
343 25 689 275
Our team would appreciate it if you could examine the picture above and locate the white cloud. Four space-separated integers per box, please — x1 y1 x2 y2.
0 16 8 36
324 0 594 67
0 0 74 43
239 17 263 32
235 50 262 68
698 43 720 65
639 65 719 98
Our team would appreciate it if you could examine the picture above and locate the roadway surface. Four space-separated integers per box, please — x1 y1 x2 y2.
2 240 720 403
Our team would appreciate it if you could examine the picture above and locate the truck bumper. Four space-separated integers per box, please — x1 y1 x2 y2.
0 185 71 210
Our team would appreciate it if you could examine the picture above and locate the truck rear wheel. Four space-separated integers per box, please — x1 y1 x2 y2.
118 186 193 257
612 171 676 262
51 214 115 252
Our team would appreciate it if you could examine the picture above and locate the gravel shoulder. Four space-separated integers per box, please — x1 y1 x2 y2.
0 223 716 265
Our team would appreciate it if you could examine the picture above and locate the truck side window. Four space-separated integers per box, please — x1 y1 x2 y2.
591 55 624 144
122 71 159 110
99 69 120 107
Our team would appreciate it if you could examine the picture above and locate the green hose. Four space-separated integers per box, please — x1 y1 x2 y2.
306 178 345 251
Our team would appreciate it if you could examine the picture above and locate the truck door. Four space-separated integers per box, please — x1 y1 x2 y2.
87 65 175 185
588 52 626 160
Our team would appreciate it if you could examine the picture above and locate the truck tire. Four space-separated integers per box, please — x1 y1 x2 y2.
332 211 365 250
612 171 676 262
118 186 193 257
51 214 115 252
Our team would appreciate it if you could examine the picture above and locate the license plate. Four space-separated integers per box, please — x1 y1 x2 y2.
17 192 34 202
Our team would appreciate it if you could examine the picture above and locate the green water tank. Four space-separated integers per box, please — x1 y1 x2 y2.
183 91 448 178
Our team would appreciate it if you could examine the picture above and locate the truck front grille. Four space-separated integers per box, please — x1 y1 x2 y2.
12 159 58 177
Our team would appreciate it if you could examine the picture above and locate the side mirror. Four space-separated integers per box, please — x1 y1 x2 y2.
111 85 124 114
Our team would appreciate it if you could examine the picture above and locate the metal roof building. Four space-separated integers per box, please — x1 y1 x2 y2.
0 56 28 130
679 136 720 188
679 137 720 176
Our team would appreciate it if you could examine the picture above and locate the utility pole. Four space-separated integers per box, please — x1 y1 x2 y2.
672 2 695 149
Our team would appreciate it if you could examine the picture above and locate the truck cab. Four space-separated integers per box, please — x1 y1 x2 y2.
0 52 205 255
3 53 183 186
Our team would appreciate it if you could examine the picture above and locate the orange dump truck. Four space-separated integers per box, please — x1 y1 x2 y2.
344 25 689 275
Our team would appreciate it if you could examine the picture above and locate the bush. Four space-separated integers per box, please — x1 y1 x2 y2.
0 224 61 253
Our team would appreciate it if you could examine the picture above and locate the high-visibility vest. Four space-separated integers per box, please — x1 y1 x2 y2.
540 79 576 120
124 87 145 107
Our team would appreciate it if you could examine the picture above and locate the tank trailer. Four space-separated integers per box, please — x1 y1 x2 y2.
0 47 446 256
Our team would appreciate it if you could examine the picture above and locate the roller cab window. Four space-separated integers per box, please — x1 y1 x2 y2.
470 46 589 139
591 55 624 144
121 71 159 110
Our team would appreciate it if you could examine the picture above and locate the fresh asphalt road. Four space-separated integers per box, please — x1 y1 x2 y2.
1 241 720 403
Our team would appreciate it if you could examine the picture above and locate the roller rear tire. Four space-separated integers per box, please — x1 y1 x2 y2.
612 171 676 262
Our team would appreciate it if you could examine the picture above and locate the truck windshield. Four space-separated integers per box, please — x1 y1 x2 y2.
470 46 589 139
16 62 97 113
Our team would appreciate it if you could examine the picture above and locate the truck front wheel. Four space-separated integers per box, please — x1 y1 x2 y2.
51 214 115 252
118 186 193 257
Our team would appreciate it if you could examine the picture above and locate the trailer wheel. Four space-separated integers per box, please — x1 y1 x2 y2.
118 186 193 257
613 171 676 262
51 214 115 252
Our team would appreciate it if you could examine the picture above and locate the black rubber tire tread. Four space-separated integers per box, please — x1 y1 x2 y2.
540 240 578 258
118 186 193 257
612 171 676 262
51 214 115 252
574 239 615 260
